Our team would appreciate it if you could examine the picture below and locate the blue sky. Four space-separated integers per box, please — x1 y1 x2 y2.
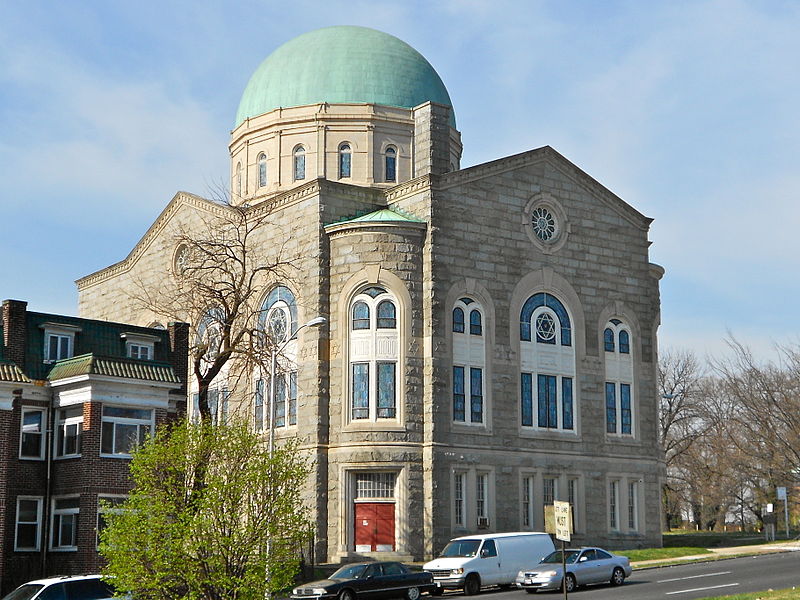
1 0 798 361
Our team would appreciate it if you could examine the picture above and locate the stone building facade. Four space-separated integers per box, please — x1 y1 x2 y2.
0 300 188 593
76 26 665 565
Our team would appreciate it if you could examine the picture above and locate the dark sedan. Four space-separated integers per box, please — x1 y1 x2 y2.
291 562 434 600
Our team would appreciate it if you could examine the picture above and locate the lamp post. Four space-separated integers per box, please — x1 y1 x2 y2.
268 315 326 455
265 315 325 599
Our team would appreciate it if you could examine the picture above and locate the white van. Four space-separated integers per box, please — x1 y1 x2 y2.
423 532 555 595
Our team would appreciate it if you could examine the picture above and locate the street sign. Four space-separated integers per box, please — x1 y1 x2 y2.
553 501 572 542
777 487 787 500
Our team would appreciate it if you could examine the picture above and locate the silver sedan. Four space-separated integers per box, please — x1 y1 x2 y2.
515 547 632 593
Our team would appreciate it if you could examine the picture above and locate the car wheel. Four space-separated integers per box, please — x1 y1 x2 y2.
611 567 625 586
406 587 420 600
563 574 576 593
339 589 355 600
464 574 481 596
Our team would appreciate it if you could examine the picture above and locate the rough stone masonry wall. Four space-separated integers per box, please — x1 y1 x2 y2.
325 224 426 561
427 155 663 551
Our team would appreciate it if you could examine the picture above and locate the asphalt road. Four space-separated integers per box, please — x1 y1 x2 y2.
459 552 800 600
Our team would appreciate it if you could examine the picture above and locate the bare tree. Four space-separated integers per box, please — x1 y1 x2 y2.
134 198 294 423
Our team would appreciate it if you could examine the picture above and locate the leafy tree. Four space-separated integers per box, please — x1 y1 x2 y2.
100 418 312 600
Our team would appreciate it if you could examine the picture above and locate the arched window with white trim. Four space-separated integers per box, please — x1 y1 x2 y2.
349 286 398 422
257 152 267 187
293 146 306 181
604 319 634 436
384 146 396 182
256 286 299 429
191 307 229 425
339 143 352 179
452 297 485 424
519 293 575 431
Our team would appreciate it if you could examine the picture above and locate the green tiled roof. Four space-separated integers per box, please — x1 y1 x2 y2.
331 208 427 227
47 354 180 384
236 26 456 128
0 361 31 383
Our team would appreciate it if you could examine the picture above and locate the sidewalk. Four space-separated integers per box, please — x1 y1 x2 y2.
632 539 800 568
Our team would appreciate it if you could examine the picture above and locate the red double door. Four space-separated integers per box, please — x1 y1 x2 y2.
354 502 395 552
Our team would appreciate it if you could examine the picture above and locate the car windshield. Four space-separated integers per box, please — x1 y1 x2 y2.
541 551 580 564
330 565 368 580
439 540 481 558
1 585 44 600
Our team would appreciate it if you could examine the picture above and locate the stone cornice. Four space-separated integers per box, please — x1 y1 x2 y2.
437 145 653 231
325 219 427 237
383 174 433 204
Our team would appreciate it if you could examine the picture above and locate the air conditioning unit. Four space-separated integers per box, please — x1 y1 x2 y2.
477 516 489 529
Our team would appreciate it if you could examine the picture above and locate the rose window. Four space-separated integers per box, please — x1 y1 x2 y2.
535 312 556 341
531 207 557 241
269 309 288 343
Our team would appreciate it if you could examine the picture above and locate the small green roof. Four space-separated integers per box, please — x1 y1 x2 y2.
48 354 180 384
348 208 425 223
236 26 455 128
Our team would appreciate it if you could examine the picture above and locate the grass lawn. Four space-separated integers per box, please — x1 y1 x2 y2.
694 588 799 600
617 546 712 562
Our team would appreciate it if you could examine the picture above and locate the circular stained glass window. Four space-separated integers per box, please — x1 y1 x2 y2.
269 308 288 343
535 312 556 341
531 207 557 241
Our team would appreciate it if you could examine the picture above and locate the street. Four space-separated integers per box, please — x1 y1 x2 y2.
454 552 800 600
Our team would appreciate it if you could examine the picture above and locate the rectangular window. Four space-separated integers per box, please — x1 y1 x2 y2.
470 368 483 423
20 408 45 459
521 373 533 427
522 476 533 528
621 384 632 435
609 481 619 530
453 366 466 421
294 154 305 180
355 472 396 499
476 473 488 518
377 362 396 418
352 363 369 419
288 371 297 426
543 477 557 509
454 472 465 526
55 406 83 458
46 333 72 362
606 382 617 433
538 374 557 428
568 478 578 532
51 496 80 550
15 497 43 551
97 495 127 547
628 481 638 531
254 378 264 431
128 343 152 360
101 406 153 456
339 151 351 178
208 388 229 426
562 377 573 430
275 375 287 428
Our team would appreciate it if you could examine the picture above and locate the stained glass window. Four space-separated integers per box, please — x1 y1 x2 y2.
385 147 396 182
538 374 557 428
352 363 369 420
258 153 267 187
453 307 465 333
453 366 465 421
619 330 630 354
604 328 615 352
294 146 305 180
469 310 482 336
606 382 617 434
339 144 351 178
620 383 631 434
521 373 533 427
562 377 573 430
531 206 557 241
352 302 370 330
377 362 396 418
377 300 396 329
470 367 483 423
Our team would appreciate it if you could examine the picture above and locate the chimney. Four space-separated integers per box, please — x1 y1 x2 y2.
2 299 28 367
167 321 190 392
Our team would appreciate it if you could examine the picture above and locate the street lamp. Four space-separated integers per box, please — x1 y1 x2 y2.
268 315 326 455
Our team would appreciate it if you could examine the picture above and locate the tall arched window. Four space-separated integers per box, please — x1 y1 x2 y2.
385 146 396 182
258 152 267 187
604 319 633 436
192 307 229 425
339 143 352 179
256 286 299 429
519 293 575 431
452 297 485 424
293 146 305 181
349 286 398 422
235 162 242 198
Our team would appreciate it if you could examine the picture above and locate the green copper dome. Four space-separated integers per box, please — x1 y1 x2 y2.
235 26 456 128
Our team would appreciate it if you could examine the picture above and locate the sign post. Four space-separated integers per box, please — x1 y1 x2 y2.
553 501 572 600
777 487 789 538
